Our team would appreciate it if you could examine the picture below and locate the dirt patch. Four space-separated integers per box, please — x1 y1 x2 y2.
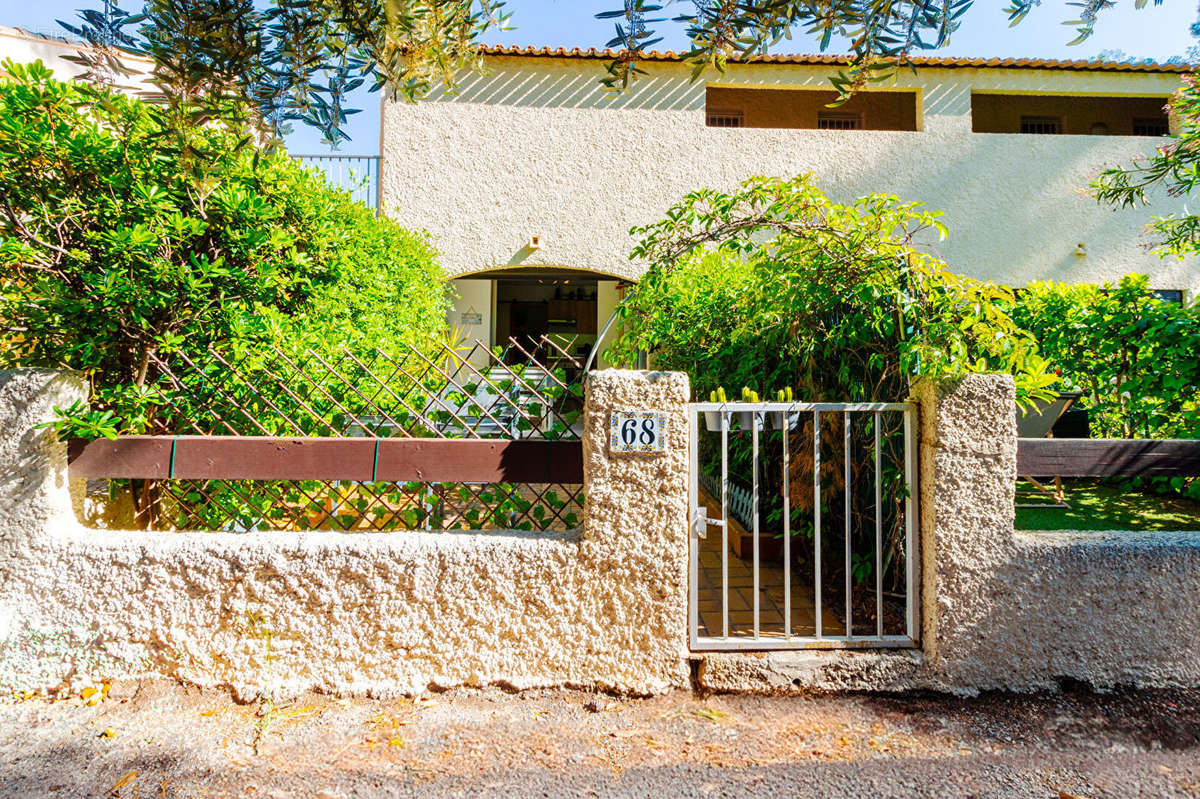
2 682 1200 797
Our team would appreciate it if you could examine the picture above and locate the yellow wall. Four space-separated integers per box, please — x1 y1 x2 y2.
971 93 1170 135
706 86 918 131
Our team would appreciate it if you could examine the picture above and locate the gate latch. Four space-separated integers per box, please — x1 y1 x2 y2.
691 507 725 539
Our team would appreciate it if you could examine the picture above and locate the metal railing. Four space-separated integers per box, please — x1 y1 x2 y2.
688 402 918 650
292 154 381 211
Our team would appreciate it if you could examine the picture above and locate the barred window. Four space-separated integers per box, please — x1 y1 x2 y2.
1132 117 1170 137
817 111 861 130
1150 289 1184 304
1019 116 1062 134
706 110 744 128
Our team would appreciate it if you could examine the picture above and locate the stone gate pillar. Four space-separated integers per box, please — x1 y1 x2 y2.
580 369 692 688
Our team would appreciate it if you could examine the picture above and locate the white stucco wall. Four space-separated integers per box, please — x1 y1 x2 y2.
448 278 493 365
0 369 691 698
4 369 1200 697
0 26 153 91
381 56 1196 294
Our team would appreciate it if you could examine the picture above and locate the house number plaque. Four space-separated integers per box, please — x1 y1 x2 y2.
610 410 667 454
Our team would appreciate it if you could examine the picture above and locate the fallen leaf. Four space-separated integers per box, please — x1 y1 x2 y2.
273 704 317 722
100 728 116 739
388 736 405 747
109 770 138 792
81 687 98 702
692 707 729 723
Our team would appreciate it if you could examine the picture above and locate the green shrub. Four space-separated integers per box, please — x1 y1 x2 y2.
609 175 1056 405
609 175 1057 593
1012 274 1200 440
0 60 447 435
1012 274 1200 501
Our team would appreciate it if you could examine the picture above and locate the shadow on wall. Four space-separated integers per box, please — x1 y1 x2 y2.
0 371 64 522
690 127 1192 286
430 63 705 111
425 62 1145 117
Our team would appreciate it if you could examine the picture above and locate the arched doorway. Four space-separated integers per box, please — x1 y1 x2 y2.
447 266 633 370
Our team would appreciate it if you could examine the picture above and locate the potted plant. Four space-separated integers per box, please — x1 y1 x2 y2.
704 387 729 432
737 387 761 431
768 387 800 430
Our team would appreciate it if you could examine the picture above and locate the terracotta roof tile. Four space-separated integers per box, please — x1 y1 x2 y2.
476 44 1191 74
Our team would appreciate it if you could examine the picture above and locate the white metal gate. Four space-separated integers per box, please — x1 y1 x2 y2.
688 401 918 650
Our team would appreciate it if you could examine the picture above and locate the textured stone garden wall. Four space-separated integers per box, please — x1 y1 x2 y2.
700 374 1200 694
0 368 691 698
4 368 1199 698
915 374 1200 692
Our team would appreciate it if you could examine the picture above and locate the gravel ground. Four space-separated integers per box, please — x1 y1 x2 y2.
2 681 1200 798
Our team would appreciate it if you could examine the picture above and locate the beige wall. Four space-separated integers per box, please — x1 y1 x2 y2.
0 26 152 91
0 369 691 698
971 93 1170 135
707 86 918 130
3 369 1200 697
448 279 493 365
595 281 621 368
381 56 1196 296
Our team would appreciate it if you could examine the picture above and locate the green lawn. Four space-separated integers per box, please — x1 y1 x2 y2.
1015 480 1200 532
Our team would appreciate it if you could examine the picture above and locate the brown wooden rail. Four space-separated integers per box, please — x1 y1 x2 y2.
1017 438 1200 478
68 437 584 484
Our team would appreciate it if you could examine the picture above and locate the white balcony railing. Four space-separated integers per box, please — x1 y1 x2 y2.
292 154 381 211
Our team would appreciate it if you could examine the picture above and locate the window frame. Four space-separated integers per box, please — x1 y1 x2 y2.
705 109 745 128
816 111 863 131
1132 117 1170 137
1019 115 1064 135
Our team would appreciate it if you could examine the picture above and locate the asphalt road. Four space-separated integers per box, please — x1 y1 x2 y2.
2 681 1199 798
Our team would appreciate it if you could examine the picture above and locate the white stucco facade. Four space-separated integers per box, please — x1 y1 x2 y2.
381 52 1196 296
0 26 152 91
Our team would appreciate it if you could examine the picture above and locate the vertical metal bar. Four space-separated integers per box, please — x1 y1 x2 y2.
875 410 883 638
752 410 760 640
813 410 822 639
782 407 791 641
688 407 699 649
844 410 852 640
904 406 918 642
374 157 383 214
721 410 729 640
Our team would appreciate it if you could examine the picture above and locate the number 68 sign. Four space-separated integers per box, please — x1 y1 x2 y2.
609 410 667 454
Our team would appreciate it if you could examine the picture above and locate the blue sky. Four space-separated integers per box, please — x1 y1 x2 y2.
8 0 1199 153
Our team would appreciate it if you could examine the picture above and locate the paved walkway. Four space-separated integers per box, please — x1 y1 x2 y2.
2 682 1199 798
696 487 843 639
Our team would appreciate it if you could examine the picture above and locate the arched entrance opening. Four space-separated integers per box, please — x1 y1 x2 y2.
447 266 634 370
